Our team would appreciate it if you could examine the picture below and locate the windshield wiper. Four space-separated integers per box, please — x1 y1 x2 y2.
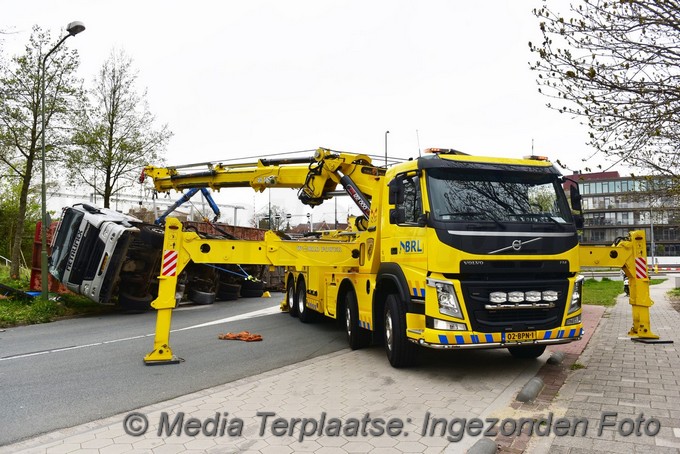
481 209 506 229
508 213 565 228
441 211 505 229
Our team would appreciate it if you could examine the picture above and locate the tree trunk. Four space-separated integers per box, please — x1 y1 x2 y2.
9 164 32 279
103 172 112 208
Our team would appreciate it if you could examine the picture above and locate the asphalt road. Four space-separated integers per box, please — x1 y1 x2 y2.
0 293 348 446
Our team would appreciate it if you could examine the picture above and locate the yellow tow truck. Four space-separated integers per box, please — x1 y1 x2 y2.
51 146 659 367
138 147 657 367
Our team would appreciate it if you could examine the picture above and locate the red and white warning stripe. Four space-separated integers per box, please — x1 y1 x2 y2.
161 250 178 277
635 257 648 279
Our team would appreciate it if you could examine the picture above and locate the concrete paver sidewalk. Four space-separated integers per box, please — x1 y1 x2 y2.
488 304 606 453
526 278 680 453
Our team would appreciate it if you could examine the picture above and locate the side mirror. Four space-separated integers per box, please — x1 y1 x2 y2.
568 182 582 211
574 214 584 229
570 191 582 211
388 178 404 205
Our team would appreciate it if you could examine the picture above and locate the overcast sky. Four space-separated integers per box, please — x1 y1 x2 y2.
2 1 606 225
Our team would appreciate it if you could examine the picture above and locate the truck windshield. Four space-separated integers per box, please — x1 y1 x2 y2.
48 208 84 281
426 168 572 225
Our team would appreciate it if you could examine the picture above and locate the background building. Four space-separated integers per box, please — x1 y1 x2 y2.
566 171 680 265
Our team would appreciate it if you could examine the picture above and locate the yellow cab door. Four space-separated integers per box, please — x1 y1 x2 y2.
383 171 428 296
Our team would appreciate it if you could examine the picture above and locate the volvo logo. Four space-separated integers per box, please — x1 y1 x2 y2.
489 237 542 254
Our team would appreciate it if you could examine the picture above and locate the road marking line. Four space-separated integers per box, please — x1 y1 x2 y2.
172 305 280 332
0 305 281 362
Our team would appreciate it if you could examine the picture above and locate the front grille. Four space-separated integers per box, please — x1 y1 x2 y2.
461 279 569 332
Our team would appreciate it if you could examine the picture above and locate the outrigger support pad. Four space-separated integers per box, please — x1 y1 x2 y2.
631 338 674 345
144 307 181 365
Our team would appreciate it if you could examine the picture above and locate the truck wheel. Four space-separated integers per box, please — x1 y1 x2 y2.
286 279 298 317
384 294 417 367
507 345 546 359
345 290 371 350
139 224 165 248
117 292 153 312
296 279 314 323
188 288 216 305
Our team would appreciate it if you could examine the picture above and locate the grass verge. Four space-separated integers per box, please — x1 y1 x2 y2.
0 266 114 328
0 293 115 328
583 277 666 307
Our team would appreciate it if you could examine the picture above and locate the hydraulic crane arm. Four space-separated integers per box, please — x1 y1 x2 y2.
142 148 385 214
155 188 221 225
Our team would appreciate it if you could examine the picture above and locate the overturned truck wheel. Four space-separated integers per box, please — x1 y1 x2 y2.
139 224 165 248
240 279 264 298
117 292 153 312
217 283 241 301
188 288 216 305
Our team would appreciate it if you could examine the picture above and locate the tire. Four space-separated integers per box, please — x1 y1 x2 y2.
345 290 371 350
188 288 216 305
286 279 298 317
384 294 418 367
240 279 264 298
507 344 546 359
139 224 165 248
217 283 240 301
119 276 147 296
117 292 153 312
296 279 314 323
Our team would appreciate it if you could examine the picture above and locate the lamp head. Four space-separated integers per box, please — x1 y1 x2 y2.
66 21 86 36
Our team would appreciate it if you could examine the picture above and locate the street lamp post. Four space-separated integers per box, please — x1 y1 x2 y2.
41 21 85 300
384 130 390 167
650 206 656 270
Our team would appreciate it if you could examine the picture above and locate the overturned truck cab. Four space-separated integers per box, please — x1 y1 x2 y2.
48 203 164 310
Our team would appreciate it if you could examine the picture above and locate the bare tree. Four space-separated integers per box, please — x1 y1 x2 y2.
68 49 172 208
529 0 680 175
0 26 82 278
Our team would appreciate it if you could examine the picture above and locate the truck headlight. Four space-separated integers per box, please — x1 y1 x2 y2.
427 278 462 319
568 275 584 315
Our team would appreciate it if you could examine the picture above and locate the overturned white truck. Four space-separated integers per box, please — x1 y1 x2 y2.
48 203 262 310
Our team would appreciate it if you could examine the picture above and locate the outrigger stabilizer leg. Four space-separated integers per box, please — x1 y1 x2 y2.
144 218 188 365
580 230 671 344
